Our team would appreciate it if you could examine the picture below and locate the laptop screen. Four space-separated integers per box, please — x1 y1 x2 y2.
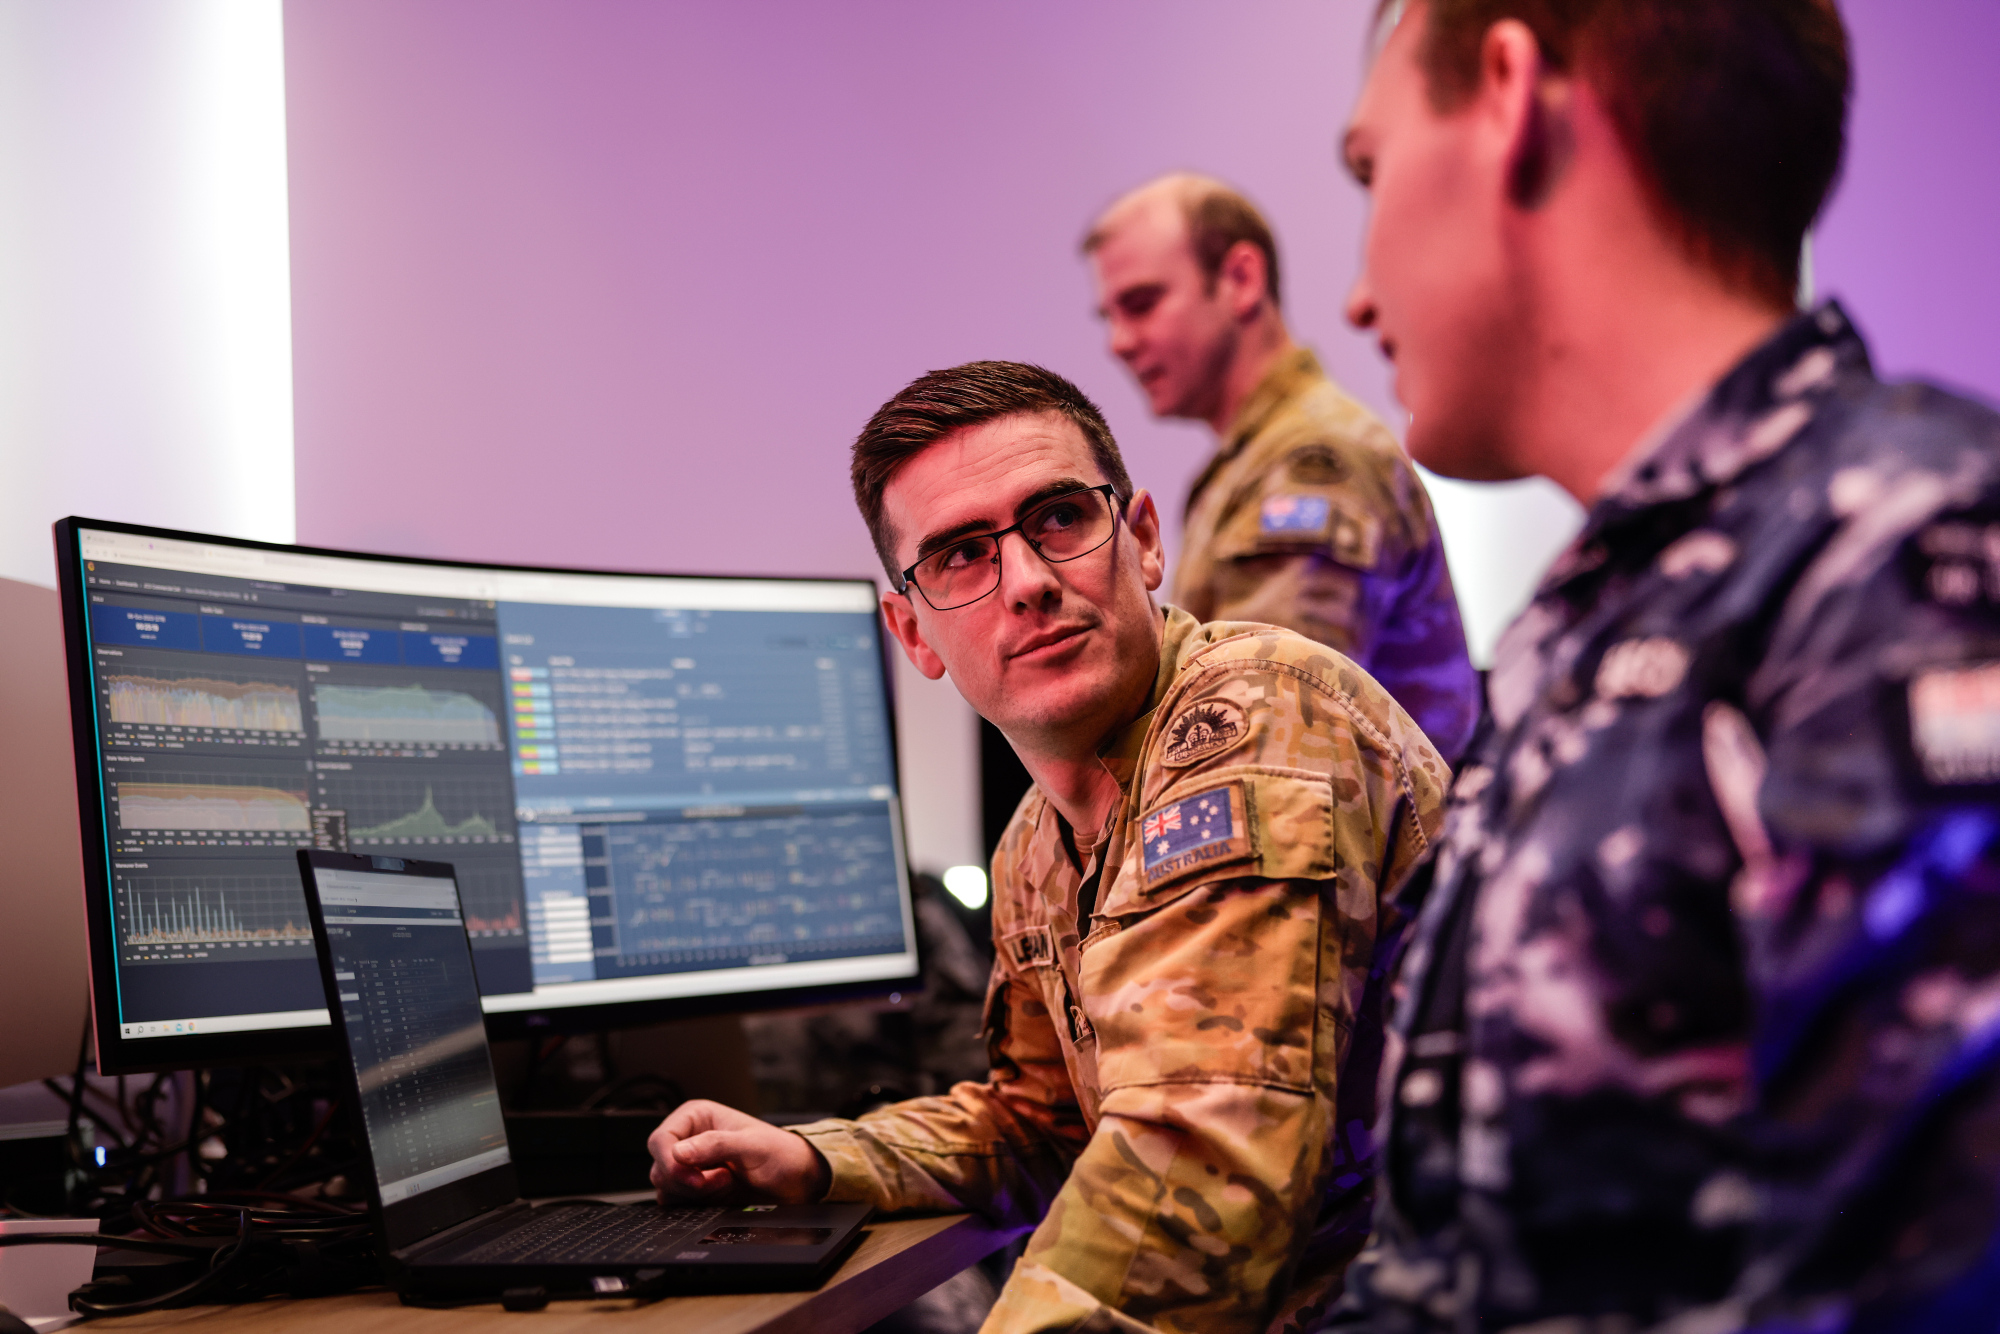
314 863 511 1207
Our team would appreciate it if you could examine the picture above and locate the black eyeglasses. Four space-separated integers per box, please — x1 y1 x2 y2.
899 485 1123 611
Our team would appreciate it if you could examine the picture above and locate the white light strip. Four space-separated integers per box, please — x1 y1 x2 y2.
0 0 297 589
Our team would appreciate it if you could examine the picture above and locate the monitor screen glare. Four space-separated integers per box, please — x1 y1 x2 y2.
66 524 916 1051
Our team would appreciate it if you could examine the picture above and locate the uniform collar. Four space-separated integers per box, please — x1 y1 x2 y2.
1186 348 1328 517
1542 300 1873 592
1223 346 1326 451
1096 606 1202 794
1595 300 1870 515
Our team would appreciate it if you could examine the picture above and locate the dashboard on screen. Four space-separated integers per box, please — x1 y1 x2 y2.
56 519 918 1072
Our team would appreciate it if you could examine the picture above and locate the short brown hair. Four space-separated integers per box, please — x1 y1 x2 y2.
851 362 1133 587
1395 0 1848 306
1085 177 1284 308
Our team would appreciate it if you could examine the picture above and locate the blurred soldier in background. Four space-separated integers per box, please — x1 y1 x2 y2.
1332 1 2000 1330
1085 174 1480 762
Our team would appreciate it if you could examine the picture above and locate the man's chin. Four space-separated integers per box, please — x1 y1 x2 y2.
1407 415 1526 483
986 668 1112 740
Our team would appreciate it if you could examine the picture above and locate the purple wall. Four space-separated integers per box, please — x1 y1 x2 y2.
282 0 2000 580
1814 0 2000 404
283 0 1390 577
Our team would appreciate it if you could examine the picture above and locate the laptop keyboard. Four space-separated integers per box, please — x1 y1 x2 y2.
459 1204 726 1265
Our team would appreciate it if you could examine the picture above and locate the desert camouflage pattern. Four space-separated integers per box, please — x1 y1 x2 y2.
1172 349 1479 763
795 608 1450 1334
1333 303 2000 1332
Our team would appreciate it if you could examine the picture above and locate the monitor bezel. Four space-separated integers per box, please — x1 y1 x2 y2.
55 516 922 1075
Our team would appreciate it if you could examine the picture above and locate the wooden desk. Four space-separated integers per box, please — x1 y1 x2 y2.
90 1214 1024 1334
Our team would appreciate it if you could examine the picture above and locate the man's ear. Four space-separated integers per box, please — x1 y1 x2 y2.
1217 240 1271 321
1479 19 1568 208
880 590 947 681
1123 490 1167 593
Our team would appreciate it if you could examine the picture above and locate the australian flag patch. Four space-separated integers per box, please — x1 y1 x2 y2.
1261 493 1331 536
1139 782 1253 889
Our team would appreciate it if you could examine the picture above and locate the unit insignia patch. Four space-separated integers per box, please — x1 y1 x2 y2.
1162 699 1248 767
1286 443 1346 485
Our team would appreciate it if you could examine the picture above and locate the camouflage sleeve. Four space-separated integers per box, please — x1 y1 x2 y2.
790 950 1088 1225
985 871 1335 1334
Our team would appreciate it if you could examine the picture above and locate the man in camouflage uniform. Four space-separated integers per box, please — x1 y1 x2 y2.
1084 175 1479 762
648 361 1450 1334
1333 1 2000 1329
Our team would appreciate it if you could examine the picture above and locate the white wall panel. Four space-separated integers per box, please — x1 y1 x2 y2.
0 0 294 589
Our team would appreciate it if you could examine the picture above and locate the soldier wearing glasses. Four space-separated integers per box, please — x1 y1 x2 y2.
648 361 1450 1334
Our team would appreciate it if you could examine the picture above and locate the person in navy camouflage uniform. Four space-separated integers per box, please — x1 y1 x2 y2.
1326 1 2000 1330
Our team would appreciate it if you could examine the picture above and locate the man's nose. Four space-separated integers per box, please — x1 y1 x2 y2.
1345 274 1377 331
997 531 1062 607
1107 317 1141 361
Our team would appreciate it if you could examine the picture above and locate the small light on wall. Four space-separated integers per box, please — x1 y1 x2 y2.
943 865 988 910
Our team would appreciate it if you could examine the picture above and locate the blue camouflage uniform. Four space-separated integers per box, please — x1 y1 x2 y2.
1334 303 2000 1332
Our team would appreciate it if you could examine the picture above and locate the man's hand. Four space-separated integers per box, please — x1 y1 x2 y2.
647 1099 831 1205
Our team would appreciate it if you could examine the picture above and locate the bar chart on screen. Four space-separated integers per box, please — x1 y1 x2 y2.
116 872 317 962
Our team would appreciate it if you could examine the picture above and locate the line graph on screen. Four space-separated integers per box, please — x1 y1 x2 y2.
313 682 502 746
115 776 312 832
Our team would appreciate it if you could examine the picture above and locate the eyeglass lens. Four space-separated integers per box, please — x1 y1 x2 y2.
915 488 1116 610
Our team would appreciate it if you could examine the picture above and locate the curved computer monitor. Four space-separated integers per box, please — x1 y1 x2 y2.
55 518 919 1074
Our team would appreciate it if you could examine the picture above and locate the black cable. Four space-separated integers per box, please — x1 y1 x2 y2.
4 1201 381 1316
71 1207 257 1317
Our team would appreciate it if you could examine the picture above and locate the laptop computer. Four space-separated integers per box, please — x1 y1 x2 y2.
296 849 871 1301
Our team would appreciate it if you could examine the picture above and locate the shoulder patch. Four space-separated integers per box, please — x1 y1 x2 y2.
1162 699 1249 767
1286 443 1346 485
1909 663 2000 784
1260 493 1332 537
1140 782 1254 889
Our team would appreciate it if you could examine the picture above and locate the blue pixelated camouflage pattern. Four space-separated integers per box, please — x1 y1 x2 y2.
1332 303 2000 1333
